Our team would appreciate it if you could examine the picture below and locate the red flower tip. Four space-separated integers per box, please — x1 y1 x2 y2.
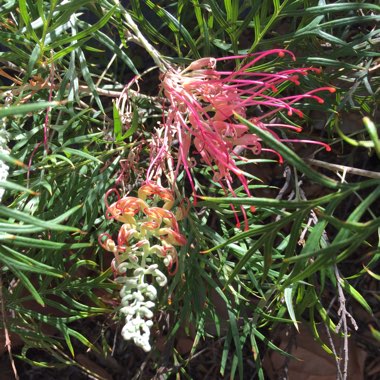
250 206 256 213
104 187 121 210
325 144 332 152
328 87 336 93
278 51 285 58
167 256 178 276
318 99 324 104
294 109 304 118
290 75 300 85
174 231 187 246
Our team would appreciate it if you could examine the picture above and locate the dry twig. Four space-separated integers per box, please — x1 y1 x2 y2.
0 274 19 380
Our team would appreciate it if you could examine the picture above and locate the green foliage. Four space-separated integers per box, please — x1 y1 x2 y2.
0 1 379 379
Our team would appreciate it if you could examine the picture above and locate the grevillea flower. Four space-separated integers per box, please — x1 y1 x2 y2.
100 182 186 276
148 49 335 227
98 182 187 351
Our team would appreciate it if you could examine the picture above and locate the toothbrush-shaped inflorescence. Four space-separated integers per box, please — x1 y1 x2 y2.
148 49 335 227
99 182 187 352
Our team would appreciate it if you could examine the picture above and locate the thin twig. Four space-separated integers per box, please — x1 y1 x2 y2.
276 165 292 200
1 82 160 103
323 321 343 380
275 165 292 222
0 274 20 380
334 265 359 380
296 181 328 245
305 158 380 179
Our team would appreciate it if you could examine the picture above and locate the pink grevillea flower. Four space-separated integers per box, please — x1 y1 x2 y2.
148 49 335 228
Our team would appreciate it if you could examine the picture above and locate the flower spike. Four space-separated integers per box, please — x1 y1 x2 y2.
98 183 187 352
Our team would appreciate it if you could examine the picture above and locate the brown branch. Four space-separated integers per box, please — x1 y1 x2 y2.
305 158 380 179
334 265 358 380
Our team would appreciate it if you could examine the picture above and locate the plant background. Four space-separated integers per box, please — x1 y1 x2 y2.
0 1 379 379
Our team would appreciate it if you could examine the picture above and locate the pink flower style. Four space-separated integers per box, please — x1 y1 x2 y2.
148 49 335 228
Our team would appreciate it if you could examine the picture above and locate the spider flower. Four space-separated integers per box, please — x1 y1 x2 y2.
100 182 186 276
152 49 335 213
98 182 187 351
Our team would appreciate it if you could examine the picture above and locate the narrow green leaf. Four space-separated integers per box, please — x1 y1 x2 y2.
369 325 380 342
262 231 275 283
363 117 380 159
18 0 39 42
309 307 333 355
315 300 338 333
113 101 122 141
47 6 117 50
61 132 103 147
282 226 376 288
334 187 380 244
130 0 177 51
0 151 26 169
252 328 293 357
145 0 201 58
59 322 74 357
0 234 92 250
26 43 41 80
76 46 103 112
0 102 58 118
120 106 139 140
0 205 80 232
0 245 63 277
63 148 102 164
363 266 380 281
8 263 45 306
199 188 350 209
338 278 372 315
284 286 299 331
287 3 380 16
202 210 303 254
68 327 97 352
50 37 91 63
225 234 267 288
227 310 243 379
250 332 265 380
0 180 37 195
88 27 138 74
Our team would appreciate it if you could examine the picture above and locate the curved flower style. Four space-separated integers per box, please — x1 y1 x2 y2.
149 49 335 217
98 182 187 351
